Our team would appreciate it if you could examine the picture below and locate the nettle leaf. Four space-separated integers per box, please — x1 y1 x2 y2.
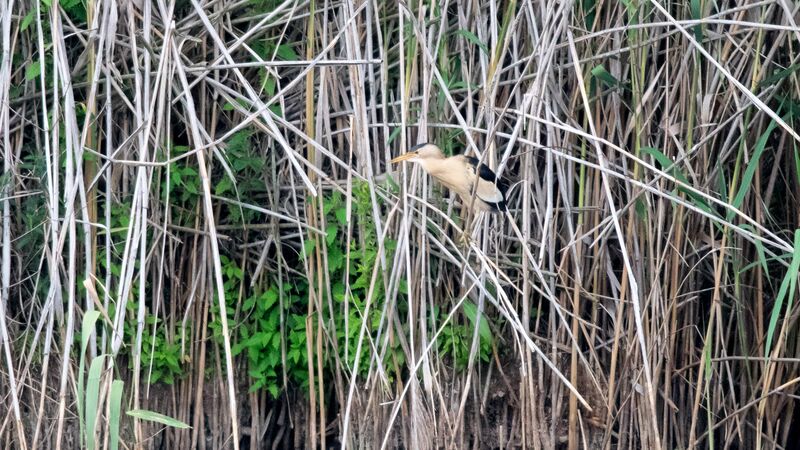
215 176 233 195
258 331 272 347
328 245 344 272
398 279 408 295
265 310 279 330
462 300 493 345
269 104 282 117
261 71 276 96
335 207 347 225
183 180 198 195
276 44 299 61
243 295 256 311
323 195 337 215
333 282 345 303
230 129 252 149
326 224 338 246
303 239 316 257
26 60 41 81
233 159 248 171
232 266 244 280
170 167 183 187
21 10 35 31
181 166 198 178
263 287 278 310
271 332 281 350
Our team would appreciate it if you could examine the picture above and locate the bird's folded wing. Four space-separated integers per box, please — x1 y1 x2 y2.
476 178 504 203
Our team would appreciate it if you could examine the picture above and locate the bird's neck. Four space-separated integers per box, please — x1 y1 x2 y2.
420 158 447 175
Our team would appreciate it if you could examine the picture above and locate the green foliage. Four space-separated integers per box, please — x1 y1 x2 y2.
323 186 403 378
690 0 704 41
759 64 800 90
437 301 493 370
20 10 35 31
216 130 266 223
108 380 124 450
220 180 421 399
126 409 191 429
591 64 625 90
233 283 306 397
729 118 778 220
85 356 103 450
208 255 242 343
641 146 713 215
75 312 127 449
245 0 286 13
16 151 48 277
138 316 185 385
25 59 41 81
61 0 88 23
580 0 596 29
109 292 185 386
453 29 488 55
77 311 101 449
434 41 473 124
93 193 185 387
437 128 464 158
764 230 800 357
163 145 201 209
55 113 496 406
213 253 310 398
248 41 298 116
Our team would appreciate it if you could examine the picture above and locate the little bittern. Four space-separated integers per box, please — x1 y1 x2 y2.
390 143 507 212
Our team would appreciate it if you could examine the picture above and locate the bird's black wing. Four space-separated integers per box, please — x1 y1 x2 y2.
465 156 508 211
465 157 508 194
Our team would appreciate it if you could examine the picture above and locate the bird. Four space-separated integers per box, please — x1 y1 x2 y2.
390 143 507 213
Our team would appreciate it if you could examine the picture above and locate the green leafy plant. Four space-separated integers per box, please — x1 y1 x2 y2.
77 308 188 450
138 316 186 385
437 301 493 370
233 283 308 397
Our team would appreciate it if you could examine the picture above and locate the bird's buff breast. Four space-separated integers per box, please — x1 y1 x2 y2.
422 158 472 197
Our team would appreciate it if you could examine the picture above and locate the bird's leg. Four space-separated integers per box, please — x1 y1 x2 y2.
458 209 475 248
458 212 482 248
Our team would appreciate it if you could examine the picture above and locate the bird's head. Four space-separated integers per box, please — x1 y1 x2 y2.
390 143 444 164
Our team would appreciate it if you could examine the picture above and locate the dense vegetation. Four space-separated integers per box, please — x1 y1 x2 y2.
1 0 800 448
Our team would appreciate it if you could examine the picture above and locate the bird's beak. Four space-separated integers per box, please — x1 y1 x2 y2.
390 151 418 164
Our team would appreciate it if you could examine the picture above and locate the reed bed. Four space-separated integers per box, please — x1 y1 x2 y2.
1 0 799 448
